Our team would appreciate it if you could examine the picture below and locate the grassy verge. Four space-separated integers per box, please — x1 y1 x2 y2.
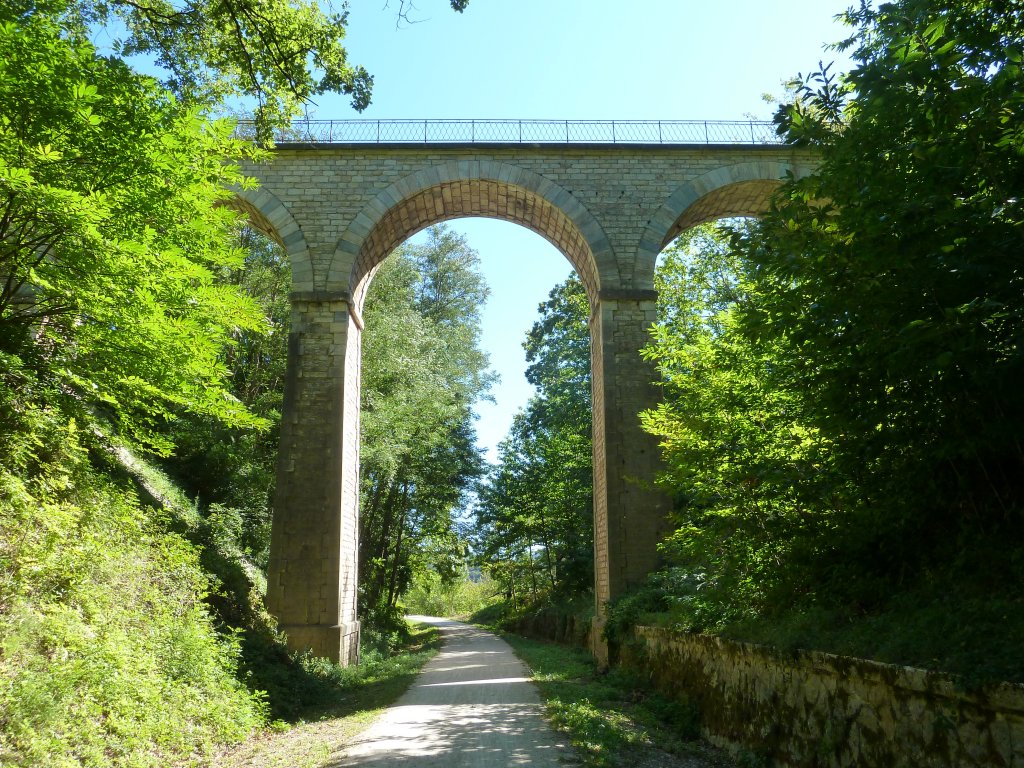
500 633 733 768
213 620 441 768
614 588 1024 688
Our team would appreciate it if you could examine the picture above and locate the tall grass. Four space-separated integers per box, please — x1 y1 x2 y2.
0 418 266 767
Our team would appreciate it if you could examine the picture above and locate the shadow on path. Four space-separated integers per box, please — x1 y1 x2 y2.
327 617 576 766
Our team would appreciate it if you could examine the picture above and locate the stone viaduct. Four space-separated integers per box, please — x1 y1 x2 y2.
233 120 817 664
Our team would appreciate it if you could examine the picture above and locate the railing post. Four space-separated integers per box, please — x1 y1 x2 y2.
565 119 569 143
471 119 475 143
424 119 428 143
519 120 522 143
704 120 709 144
376 120 380 143
658 121 662 144
611 121 616 143
750 120 756 144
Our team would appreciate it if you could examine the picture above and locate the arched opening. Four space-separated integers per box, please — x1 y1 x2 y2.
346 174 604 634
636 161 799 280
650 164 794 300
224 196 286 249
223 186 315 292
349 179 604 314
641 168 796 652
356 218 591 630
260 169 623 664
659 179 781 248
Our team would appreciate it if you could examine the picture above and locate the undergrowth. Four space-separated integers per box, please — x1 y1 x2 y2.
503 633 730 768
0 418 266 768
114 440 443 724
0 397 441 766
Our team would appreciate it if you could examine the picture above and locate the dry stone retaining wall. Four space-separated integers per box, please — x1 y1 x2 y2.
622 626 1024 767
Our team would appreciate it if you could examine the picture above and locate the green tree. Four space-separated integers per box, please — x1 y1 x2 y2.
75 0 370 133
742 0 1024 594
642 0 1024 631
0 5 267 452
359 226 491 634
475 275 593 608
70 0 469 136
161 227 291 564
641 224 822 626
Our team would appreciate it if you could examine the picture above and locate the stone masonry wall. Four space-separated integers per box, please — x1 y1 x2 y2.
267 297 360 664
239 145 817 296
247 142 818 662
591 297 670 601
621 626 1024 767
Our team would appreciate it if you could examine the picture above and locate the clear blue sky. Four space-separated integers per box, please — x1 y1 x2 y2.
316 1 858 462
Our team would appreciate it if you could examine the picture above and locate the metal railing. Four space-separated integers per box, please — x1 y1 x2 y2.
234 119 782 145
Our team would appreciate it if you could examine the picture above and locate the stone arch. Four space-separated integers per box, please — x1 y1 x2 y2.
329 162 614 312
633 160 800 286
227 186 316 292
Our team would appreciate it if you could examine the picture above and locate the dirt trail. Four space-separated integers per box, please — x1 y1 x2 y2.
329 616 575 767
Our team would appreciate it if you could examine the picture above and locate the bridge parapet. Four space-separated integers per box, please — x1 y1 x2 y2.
234 118 783 146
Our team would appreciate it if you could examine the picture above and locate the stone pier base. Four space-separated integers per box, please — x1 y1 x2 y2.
591 616 611 669
280 621 361 666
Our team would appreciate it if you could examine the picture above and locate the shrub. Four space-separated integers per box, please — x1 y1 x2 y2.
402 570 500 618
0 417 266 767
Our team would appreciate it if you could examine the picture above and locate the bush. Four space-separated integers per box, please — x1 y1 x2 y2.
402 570 501 619
0 417 266 767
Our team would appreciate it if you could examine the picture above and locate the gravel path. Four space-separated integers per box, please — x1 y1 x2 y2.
328 616 575 767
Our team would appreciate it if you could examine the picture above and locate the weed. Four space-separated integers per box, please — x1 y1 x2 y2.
504 633 731 767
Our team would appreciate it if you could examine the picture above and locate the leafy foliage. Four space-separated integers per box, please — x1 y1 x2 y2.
640 223 819 625
0 0 475 762
0 5 268 452
475 275 593 609
70 0 372 137
761 0 1024 553
0 18 284 757
0 389 265 767
638 0 1024 676
162 227 291 566
359 226 492 634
